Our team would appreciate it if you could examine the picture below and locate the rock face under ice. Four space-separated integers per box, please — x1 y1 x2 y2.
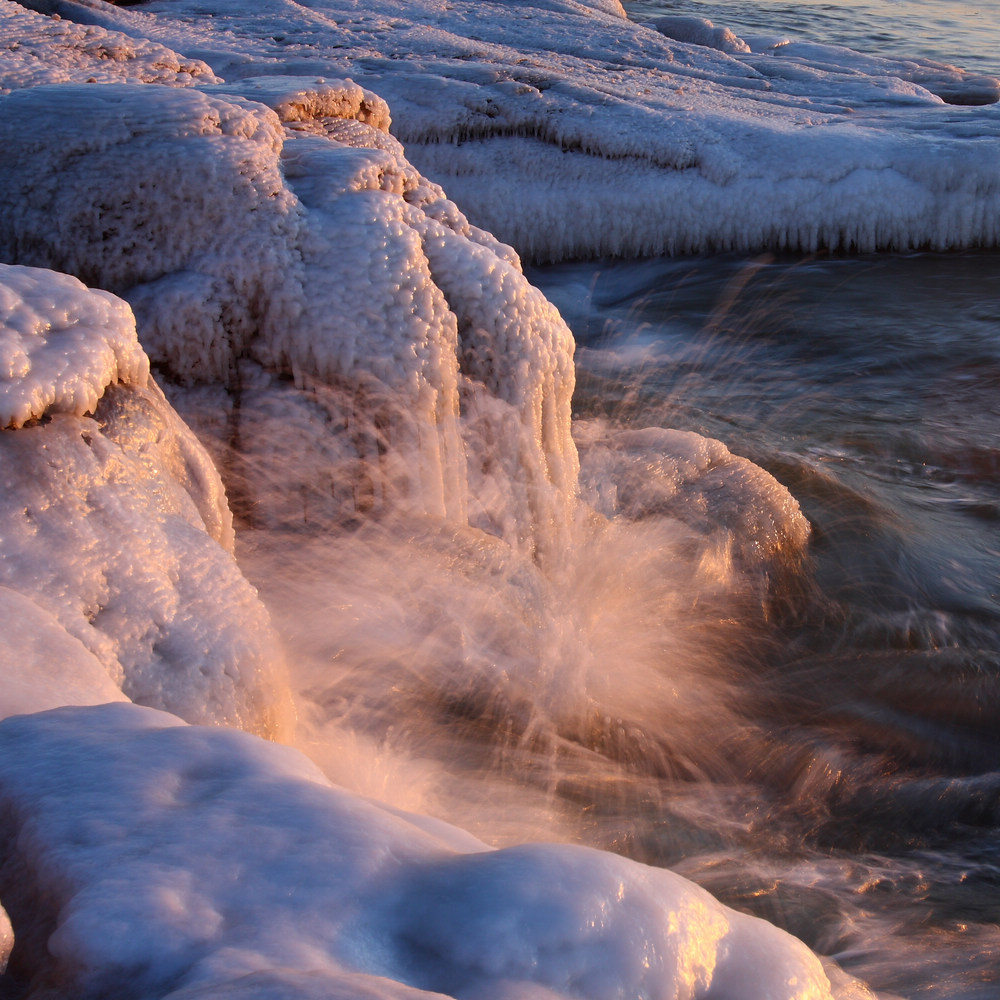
0 265 288 735
0 702 836 1000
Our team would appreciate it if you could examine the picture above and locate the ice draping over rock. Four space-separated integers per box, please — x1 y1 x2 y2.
0 0 218 91
0 264 289 734
0 702 837 1000
0 82 301 379
0 69 579 553
23 0 1000 261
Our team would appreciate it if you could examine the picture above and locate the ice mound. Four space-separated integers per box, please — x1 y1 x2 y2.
741 37 1000 106
0 702 836 1000
653 15 751 55
0 264 148 428
0 0 218 92
0 265 289 735
575 421 810 564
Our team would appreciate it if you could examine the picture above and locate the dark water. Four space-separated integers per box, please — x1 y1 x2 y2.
624 0 1000 77
529 251 1000 998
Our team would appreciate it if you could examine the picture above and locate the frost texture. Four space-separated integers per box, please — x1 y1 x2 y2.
575 421 810 565
0 266 289 736
0 76 579 557
55 0 999 261
0 0 218 91
0 264 148 428
0 702 836 1000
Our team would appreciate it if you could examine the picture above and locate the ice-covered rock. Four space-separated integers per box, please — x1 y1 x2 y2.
575 421 810 565
0 264 148 428
0 75 579 555
0 702 837 1000
0 587 128 720
0 264 289 735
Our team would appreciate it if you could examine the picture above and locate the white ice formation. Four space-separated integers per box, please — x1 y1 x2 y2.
0 264 148 429
0 27 580 558
0 263 289 735
0 1 217 91
575 421 810 565
0 702 837 1000
26 0 998 261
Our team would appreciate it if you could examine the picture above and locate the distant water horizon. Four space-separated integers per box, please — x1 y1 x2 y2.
625 0 1000 76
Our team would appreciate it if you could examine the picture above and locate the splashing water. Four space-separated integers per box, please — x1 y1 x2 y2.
169 249 1000 999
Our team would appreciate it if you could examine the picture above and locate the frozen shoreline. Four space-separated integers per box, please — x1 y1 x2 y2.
2 0 996 996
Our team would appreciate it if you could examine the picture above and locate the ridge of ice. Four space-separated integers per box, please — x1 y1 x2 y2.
0 0 218 91
41 0 997 261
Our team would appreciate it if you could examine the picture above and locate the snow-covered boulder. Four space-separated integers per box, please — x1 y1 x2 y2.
0 77 579 557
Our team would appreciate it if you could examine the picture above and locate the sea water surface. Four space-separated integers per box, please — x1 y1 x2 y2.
527 249 1000 997
625 0 1000 76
